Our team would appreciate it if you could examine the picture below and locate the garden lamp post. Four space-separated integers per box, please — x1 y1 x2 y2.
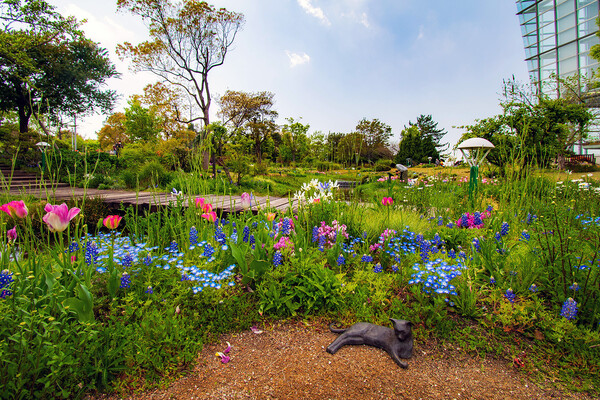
457 137 494 198
36 141 51 173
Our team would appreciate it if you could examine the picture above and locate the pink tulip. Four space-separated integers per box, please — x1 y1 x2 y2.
42 203 81 233
240 192 252 209
103 215 123 230
382 197 393 206
0 200 28 218
195 197 206 208
7 226 17 242
202 211 217 223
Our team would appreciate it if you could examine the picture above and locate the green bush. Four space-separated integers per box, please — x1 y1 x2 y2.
257 261 342 317
138 161 173 189
316 161 331 172
374 159 394 171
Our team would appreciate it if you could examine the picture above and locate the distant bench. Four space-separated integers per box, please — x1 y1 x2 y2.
566 154 596 165
338 181 357 189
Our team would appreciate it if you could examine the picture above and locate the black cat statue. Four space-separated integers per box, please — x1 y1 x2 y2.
326 318 413 369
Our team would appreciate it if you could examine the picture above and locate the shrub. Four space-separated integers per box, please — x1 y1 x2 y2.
138 161 172 189
374 159 394 172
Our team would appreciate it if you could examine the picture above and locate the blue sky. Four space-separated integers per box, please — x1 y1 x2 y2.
49 0 529 149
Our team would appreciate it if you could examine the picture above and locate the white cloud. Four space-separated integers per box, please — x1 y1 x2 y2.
286 51 311 68
359 12 370 28
417 25 425 40
297 0 331 26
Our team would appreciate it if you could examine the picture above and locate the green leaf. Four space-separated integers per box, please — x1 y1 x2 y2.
62 283 95 323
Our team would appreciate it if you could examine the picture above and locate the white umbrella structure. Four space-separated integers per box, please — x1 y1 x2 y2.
456 137 495 198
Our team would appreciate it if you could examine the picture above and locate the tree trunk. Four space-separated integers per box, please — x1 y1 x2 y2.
14 82 31 133
18 105 30 133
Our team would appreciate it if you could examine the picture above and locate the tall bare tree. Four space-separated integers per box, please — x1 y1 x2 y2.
117 0 244 167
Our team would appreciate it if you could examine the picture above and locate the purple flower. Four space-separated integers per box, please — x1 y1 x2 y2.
500 222 510 237
120 272 131 289
528 284 537 293
273 250 282 267
560 298 578 320
505 288 516 303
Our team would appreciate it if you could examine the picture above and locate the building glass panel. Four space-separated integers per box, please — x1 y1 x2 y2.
558 26 578 44
558 0 575 16
558 13 576 32
518 0 537 12
578 18 597 36
577 0 596 8
539 0 555 13
540 9 556 24
540 21 556 39
516 0 600 96
559 56 579 74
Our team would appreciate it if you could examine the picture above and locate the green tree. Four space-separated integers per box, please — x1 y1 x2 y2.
123 99 162 143
325 132 344 163
458 79 593 169
280 117 309 164
217 90 278 164
395 125 439 165
0 1 117 133
355 118 392 163
407 114 448 152
337 132 365 166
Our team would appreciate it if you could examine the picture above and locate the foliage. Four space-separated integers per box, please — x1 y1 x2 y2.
355 118 393 163
280 117 310 164
458 79 593 168
123 98 162 143
3 159 600 397
406 114 448 151
0 2 117 133
395 125 439 165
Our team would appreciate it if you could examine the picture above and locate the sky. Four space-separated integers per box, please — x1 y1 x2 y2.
47 0 530 149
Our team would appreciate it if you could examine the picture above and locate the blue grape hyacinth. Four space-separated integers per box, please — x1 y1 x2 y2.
560 298 578 320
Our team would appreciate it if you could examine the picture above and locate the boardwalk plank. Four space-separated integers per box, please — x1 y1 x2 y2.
8 184 299 215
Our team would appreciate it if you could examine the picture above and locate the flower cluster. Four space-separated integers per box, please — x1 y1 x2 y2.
377 175 400 182
294 179 340 204
560 298 578 320
273 236 294 251
455 210 491 229
505 288 516 303
1 269 14 299
196 197 217 222
313 220 348 249
408 258 464 303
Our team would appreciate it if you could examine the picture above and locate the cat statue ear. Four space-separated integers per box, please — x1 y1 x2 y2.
390 318 410 330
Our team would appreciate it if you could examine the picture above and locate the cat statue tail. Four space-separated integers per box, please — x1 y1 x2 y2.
328 322 347 334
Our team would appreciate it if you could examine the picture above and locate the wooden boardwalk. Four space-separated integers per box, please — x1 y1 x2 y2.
5 181 298 214
1 165 303 214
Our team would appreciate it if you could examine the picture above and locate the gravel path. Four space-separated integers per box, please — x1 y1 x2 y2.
98 322 593 400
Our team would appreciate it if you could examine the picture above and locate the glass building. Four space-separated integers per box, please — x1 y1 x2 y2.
516 0 600 96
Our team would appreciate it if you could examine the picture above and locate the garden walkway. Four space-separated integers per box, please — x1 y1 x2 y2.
2 168 298 214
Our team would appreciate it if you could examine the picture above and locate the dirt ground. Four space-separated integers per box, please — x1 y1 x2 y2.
94 321 594 400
